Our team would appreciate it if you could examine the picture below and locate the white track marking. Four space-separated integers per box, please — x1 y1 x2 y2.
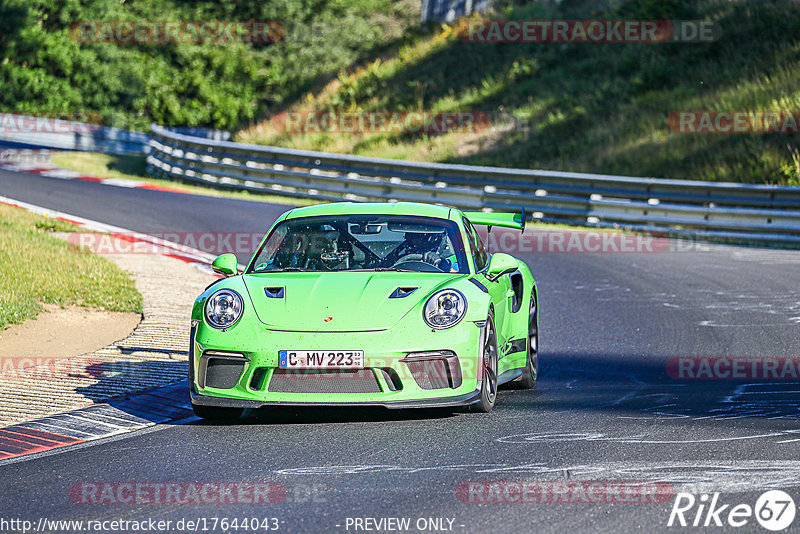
0 195 246 272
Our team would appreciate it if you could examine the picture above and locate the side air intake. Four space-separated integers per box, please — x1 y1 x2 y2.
264 287 285 299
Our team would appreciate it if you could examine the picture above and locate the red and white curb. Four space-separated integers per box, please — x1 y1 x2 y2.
0 149 187 194
0 381 193 463
0 195 246 274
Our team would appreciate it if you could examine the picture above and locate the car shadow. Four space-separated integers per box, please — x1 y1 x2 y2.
234 405 461 425
72 350 799 429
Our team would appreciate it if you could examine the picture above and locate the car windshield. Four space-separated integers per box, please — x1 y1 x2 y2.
247 215 469 274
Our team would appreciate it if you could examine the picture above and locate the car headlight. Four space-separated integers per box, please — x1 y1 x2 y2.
204 289 244 329
423 289 467 329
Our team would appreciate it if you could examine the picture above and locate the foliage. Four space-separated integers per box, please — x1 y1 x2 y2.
0 0 418 130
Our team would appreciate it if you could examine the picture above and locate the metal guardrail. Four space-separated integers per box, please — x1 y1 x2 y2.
0 113 231 156
0 148 53 165
0 113 150 155
147 124 800 245
7 110 795 244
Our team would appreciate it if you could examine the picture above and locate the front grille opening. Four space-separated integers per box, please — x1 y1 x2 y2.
406 359 451 390
249 367 269 391
204 358 245 389
379 368 403 392
267 368 381 394
403 351 461 390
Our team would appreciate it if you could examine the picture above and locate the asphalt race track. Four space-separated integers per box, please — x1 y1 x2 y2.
2 168 800 533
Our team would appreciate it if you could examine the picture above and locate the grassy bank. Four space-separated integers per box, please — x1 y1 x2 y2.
238 0 800 185
0 204 142 329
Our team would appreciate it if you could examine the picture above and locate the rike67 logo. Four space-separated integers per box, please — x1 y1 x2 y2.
668 490 796 531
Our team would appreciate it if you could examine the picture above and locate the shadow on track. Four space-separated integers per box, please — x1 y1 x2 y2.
71 350 799 428
235 406 460 425
507 351 800 423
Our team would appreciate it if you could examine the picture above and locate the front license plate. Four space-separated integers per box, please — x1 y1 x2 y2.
279 350 365 369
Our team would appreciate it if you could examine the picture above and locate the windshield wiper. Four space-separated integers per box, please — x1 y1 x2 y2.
262 267 308 272
345 267 413 272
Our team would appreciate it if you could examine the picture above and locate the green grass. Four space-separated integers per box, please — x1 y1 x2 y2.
0 204 142 329
50 151 149 182
238 0 800 185
50 152 318 206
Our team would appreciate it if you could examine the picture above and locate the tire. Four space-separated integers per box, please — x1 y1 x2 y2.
192 403 244 420
472 310 499 413
518 292 538 389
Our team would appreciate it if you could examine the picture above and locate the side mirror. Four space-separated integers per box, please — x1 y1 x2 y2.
211 253 238 277
485 253 518 282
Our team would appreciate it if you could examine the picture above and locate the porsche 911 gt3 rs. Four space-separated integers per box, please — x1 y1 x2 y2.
190 202 538 418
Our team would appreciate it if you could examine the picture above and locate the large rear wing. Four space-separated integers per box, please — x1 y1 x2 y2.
464 208 526 232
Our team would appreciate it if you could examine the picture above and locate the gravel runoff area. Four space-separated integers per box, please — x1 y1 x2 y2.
0 244 214 426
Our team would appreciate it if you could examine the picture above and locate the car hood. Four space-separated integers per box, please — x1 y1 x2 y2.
242 272 463 331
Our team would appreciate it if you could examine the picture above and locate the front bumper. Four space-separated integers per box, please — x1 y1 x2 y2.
190 389 482 410
190 320 484 408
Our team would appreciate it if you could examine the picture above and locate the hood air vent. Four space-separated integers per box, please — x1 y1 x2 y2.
389 286 418 299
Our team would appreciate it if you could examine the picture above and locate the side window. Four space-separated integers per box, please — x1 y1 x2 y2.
463 219 489 272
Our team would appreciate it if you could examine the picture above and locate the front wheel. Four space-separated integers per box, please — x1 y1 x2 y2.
518 292 538 389
192 403 243 420
472 310 498 413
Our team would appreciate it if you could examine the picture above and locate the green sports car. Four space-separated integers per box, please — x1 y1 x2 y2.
189 202 538 418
